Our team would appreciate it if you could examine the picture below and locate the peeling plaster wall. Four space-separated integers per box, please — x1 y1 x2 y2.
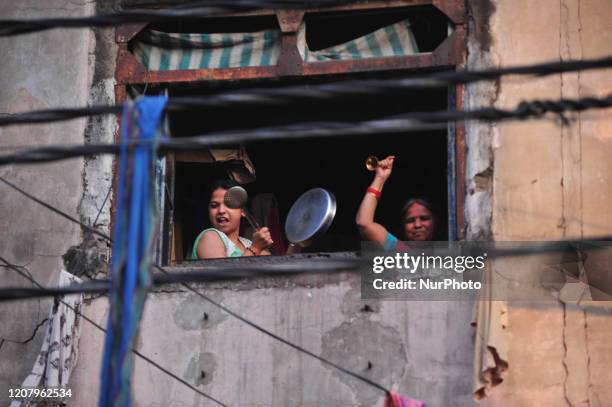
79 2 118 239
9 0 611 405
0 0 97 397
67 0 118 281
471 0 612 405
66 3 479 406
70 270 476 406
464 0 497 241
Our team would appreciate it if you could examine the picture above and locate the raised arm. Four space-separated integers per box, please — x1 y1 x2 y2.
355 155 395 247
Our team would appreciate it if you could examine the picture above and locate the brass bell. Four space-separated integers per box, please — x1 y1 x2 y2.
365 155 379 171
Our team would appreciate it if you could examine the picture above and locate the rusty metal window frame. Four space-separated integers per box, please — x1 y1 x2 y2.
113 0 467 264
115 0 465 84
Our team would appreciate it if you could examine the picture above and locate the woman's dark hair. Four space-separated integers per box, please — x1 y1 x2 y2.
400 197 437 238
205 178 237 203
202 178 242 230
401 198 435 219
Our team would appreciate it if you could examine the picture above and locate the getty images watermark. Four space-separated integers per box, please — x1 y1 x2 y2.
371 251 486 291
360 241 612 301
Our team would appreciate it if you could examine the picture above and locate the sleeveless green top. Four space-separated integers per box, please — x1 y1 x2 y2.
191 228 252 259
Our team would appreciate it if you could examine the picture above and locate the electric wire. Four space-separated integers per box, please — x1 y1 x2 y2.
4 237 612 300
1 93 611 167
1 55 611 127
2 4 611 399
0 256 227 407
0 177 228 404
4 167 612 395
1 168 228 405
0 177 111 242
0 117 443 165
0 105 121 126
0 261 362 300
0 177 391 397
152 264 392 396
3 167 612 284
0 0 359 37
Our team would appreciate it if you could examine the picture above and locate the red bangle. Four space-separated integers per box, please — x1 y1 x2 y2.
367 187 381 199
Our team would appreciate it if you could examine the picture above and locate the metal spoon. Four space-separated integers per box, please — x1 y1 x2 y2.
224 186 260 230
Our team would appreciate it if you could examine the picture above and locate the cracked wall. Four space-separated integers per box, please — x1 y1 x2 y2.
65 0 117 281
0 0 98 398
474 0 612 405
465 0 497 242
69 271 476 406
3 0 610 405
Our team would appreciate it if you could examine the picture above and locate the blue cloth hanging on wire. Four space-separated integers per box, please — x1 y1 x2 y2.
99 96 167 407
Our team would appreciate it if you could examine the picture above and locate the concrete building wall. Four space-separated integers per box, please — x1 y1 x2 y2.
3 0 612 406
0 2 478 406
0 0 97 399
70 260 476 406
474 0 612 405
70 2 477 406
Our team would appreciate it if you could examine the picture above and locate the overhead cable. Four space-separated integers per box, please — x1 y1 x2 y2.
0 105 121 126
1 93 611 166
153 263 393 397
3 164 612 271
0 256 227 407
0 0 358 36
0 177 391 397
1 55 611 127
0 177 111 242
6 235 612 301
4 175 612 397
0 260 361 301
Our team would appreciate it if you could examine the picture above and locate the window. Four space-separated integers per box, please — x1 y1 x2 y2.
162 77 448 262
115 1 466 264
304 6 448 53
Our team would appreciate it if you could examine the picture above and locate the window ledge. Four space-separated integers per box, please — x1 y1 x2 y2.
156 251 360 291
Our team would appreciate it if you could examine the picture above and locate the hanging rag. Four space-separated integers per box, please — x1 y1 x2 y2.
99 95 167 407
10 270 83 407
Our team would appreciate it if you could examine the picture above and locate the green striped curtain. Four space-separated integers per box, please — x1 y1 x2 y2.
299 19 419 63
132 19 418 71
133 30 281 70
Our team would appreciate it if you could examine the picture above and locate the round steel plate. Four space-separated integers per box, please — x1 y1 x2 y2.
285 188 336 245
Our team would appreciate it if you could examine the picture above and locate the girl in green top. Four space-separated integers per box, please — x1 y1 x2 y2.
192 179 273 259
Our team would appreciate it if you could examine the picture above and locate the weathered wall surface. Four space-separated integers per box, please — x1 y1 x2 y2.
70 267 476 406
0 0 96 399
476 0 612 405
65 0 117 282
6 0 611 405
68 3 479 407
